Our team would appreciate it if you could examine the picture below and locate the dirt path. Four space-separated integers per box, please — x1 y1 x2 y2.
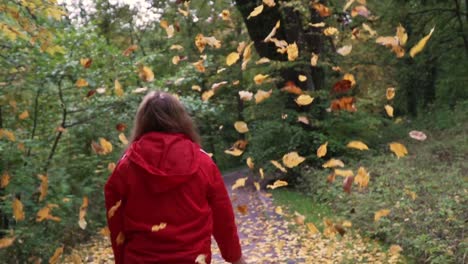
65 170 401 263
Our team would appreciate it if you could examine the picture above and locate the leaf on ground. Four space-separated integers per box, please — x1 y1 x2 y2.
374 209 391 222
13 198 25 221
389 142 408 158
246 157 254 170
322 158 345 168
49 246 64 264
354 167 370 188
255 89 272 104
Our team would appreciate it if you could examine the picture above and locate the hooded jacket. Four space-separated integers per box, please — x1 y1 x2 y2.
104 132 242 263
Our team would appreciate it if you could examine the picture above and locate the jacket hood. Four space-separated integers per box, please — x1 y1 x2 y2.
127 132 201 193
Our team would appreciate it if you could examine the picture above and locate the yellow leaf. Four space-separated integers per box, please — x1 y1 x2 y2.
386 87 396 100
282 152 305 168
259 168 264 179
36 204 61 222
12 198 25 221
294 211 305 225
114 80 124 97
247 4 264 19
118 133 128 145
263 0 276 7
256 57 271 64
313 3 331 17
139 66 154 82
193 60 206 73
264 20 280 42
254 74 269 85
242 42 254 70
19 110 29 120
298 75 307 82
287 42 298 61
178 8 189 17
195 254 207 264
389 244 403 255
307 223 320 235
165 25 175 38
0 236 15 249
75 78 88 88
337 45 353 56
343 73 356 87
346 140 369 150
38 174 48 202
254 182 260 191
49 246 64 264
275 206 283 215
224 148 243 157
255 89 272 104
334 169 354 177
317 142 328 158
232 177 248 190
410 27 435 57
151 222 167 232
404 188 417 200
172 56 180 65
309 22 326 28
374 209 391 222
389 142 408 158
80 58 92 68
323 27 338 36
354 167 369 188
385 105 394 117
238 91 253 101
322 158 345 168
270 160 287 173
295 94 314 106
234 121 249 133
246 157 254 170
267 180 288 189
0 129 16 142
192 85 202 92
170 44 184 51
226 52 240 66
1 171 10 188
221 10 231 21
342 220 352 227
99 138 113 155
78 196 88 230
362 23 377 37
396 24 408 46
201 90 214 101
310 52 319 66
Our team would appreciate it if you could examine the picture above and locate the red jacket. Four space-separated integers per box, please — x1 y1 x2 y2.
104 132 242 263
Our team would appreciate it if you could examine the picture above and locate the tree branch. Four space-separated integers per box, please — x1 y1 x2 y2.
26 87 42 157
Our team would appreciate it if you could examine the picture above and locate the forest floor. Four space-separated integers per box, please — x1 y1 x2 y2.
64 170 403 264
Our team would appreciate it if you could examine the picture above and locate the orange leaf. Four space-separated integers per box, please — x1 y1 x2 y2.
374 209 391 222
49 246 64 264
1 171 10 188
313 3 331 17
281 81 303 95
108 200 122 219
236 205 248 215
138 66 154 82
151 222 167 232
317 142 328 158
122 44 138 56
37 174 48 202
389 142 408 158
0 237 16 249
80 58 92 68
12 198 25 221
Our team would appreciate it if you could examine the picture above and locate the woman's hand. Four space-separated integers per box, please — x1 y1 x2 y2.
231 256 247 264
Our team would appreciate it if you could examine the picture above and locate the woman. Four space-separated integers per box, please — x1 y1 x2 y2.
104 91 246 264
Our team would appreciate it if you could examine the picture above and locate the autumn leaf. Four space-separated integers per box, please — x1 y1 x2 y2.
343 73 356 87
226 52 240 66
241 42 254 70
138 66 154 82
38 174 48 202
1 171 10 188
195 254 207 264
254 182 260 191
313 3 331 17
396 24 408 46
80 58 92 68
282 152 305 168
193 59 206 73
386 87 396 100
343 175 354 193
49 246 64 264
263 0 276 7
234 121 249 134
310 52 319 66
389 142 408 158
169 44 184 51
0 129 15 142
247 4 264 19
335 169 354 177
99 138 113 155
13 198 25 221
267 180 288 189
374 209 391 222
108 162 116 172
108 200 122 219
410 27 435 58
362 23 377 37
281 81 303 95
295 95 314 106
236 205 248 215
346 141 369 150
270 160 287 173
232 177 248 190
327 172 336 183
18 110 29 120
114 79 124 97
259 168 264 179
255 89 272 104
119 133 128 145
225 148 243 157
297 116 309 125
116 123 127 132
254 74 269 85
317 142 328 158
287 42 299 61
351 5 370 18
201 90 214 101
246 157 254 170
36 204 61 222
385 105 394 117
330 97 356 112
337 45 352 56
78 196 88 230
298 75 307 82
264 20 280 42
309 22 326 28
322 158 345 168
122 44 138 56
332 80 353 94
323 27 338 36
238 91 253 101
0 237 15 249
116 232 125 245
75 78 88 88
151 222 167 232
256 57 270 64
354 167 369 188
221 10 231 21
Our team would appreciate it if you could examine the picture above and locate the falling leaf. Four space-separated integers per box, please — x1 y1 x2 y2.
193 60 206 73
343 0 355 11
108 200 122 219
385 105 394 117
317 142 328 158
170 44 184 51
254 74 269 85
323 27 338 36
201 90 214 101
386 87 396 100
75 78 88 88
264 20 280 42
337 45 353 56
281 81 303 95
247 4 264 19
246 157 254 170
351 5 370 17
310 53 319 66
410 27 435 57
116 123 127 132
332 80 353 94
330 97 357 112
389 245 403 255
78 196 88 230
335 169 354 177
242 42 254 70
192 85 202 92
195 254 207 264
297 116 309 125
389 142 408 158
298 75 307 82
347 141 369 150
263 0 276 7
116 232 125 246
270 160 287 173
38 174 48 202
396 24 408 46
238 91 253 101
226 52 240 66
354 167 369 188
267 180 288 189
165 25 175 38
114 80 124 97
224 148 243 157
151 222 167 232
172 56 180 65
287 42 299 61
374 209 391 221
255 89 272 104
221 10 231 21
274 206 283 215
295 95 314 106
234 121 249 134
236 205 248 215
259 168 264 179
0 237 15 249
49 246 64 264
122 44 138 56
18 110 29 120
119 133 128 145
313 3 331 17
232 177 248 190
343 73 356 87
13 198 25 221
362 23 377 37
282 152 305 168
254 182 260 191
138 66 154 82
322 158 345 168
404 188 417 200
178 8 189 17
343 175 354 193
80 58 92 68
108 162 116 172
1 171 10 188
307 223 320 235
409 130 427 141
256 57 271 64
309 22 326 28
36 204 61 222
327 172 336 183
294 211 306 225
100 138 113 154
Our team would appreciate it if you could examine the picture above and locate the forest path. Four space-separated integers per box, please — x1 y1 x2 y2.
64 169 400 264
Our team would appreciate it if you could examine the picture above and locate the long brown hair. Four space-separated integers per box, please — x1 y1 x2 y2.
130 91 201 144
